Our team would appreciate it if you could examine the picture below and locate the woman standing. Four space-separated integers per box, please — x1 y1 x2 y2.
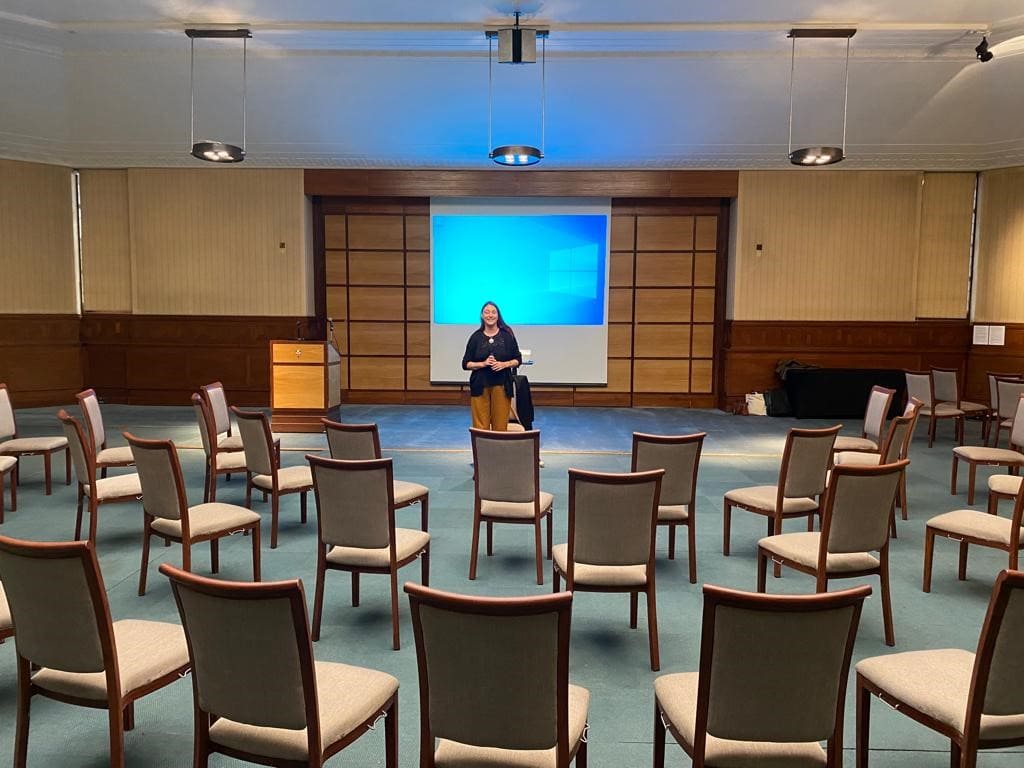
462 301 521 430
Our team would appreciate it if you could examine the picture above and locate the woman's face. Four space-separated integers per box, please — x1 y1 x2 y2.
481 304 499 326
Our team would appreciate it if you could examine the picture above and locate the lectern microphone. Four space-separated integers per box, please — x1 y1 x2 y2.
295 320 305 340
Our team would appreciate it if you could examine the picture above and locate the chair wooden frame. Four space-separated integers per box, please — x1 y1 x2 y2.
983 372 1022 446
198 381 243 451
757 461 908 647
986 475 1021 516
905 370 965 447
232 406 311 549
0 382 70 495
125 432 260 597
723 425 841 556
554 467 664 671
0 454 15 523
856 569 1024 768
991 377 1024 449
58 410 141 544
0 582 13 643
631 431 705 583
654 583 869 768
192 393 246 503
405 582 585 768
161 563 398 768
322 419 429 531
832 385 895 457
76 388 135 478
308 454 429 650
469 428 552 585
950 393 1024 505
924 473 1024 592
0 537 190 768
932 367 989 432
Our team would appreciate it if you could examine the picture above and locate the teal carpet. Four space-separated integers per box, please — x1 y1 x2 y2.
0 403 1020 766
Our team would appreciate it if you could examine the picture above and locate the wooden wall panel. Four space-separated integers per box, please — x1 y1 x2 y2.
406 216 430 250
348 251 404 285
0 160 77 313
406 252 430 285
348 215 404 249
127 168 308 316
610 216 635 250
349 287 404 321
0 315 83 405
634 360 690 392
349 323 405 356
349 357 405 390
733 171 922 321
635 325 690 358
975 168 1024 323
609 252 634 287
79 169 133 312
965 324 1024 402
636 216 695 251
635 253 693 286
608 324 633 357
916 172 974 319
325 251 347 285
324 216 346 248
635 289 691 323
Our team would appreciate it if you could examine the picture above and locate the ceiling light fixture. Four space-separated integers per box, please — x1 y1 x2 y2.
975 35 994 62
186 28 251 163
787 28 856 167
486 13 548 167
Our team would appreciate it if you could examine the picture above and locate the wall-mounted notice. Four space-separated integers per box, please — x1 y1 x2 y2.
973 325 990 345
989 325 1006 346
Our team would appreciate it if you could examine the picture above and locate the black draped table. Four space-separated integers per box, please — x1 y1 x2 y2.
783 368 906 419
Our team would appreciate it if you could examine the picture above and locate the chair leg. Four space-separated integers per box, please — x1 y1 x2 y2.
722 500 732 555
138 527 151 596
312 548 326 641
14 657 31 768
300 491 307 524
988 491 997 516
421 544 430 586
646 584 660 672
923 528 936 593
352 572 360 607
950 741 962 768
210 538 219 574
251 524 261 581
64 446 71 485
856 679 870 768
880 554 895 647
653 702 666 768
958 541 969 581
928 415 936 448
88 499 99 543
486 521 493 556
546 510 553 559
469 512 481 580
206 468 216 504
756 549 768 592
629 592 638 628
270 493 279 549
966 463 977 506
244 479 252 509
75 486 84 539
667 525 676 559
900 474 909 520
534 519 544 585
576 737 588 768
384 697 398 768
957 416 965 446
43 452 52 495
390 570 401 650
687 521 697 584
951 456 959 496
107 702 125 768
123 702 135 731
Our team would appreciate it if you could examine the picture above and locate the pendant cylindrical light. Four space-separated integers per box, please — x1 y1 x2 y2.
486 14 549 167
787 28 856 167
187 28 251 163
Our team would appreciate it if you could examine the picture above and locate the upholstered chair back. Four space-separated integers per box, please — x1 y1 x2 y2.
781 427 839 499
59 410 94 484
0 537 110 674
192 395 214 457
931 368 960 404
904 372 933 408
233 410 275 477
472 429 538 504
632 433 703 507
0 385 15 440
127 435 185 522
201 383 231 437
998 380 1024 420
323 421 380 461
78 390 106 451
569 470 662 567
310 456 392 550
863 387 894 444
825 463 905 554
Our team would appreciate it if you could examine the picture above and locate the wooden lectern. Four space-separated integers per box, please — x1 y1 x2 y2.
269 340 341 432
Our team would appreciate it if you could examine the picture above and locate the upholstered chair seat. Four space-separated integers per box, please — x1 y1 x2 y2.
657 503 689 521
0 455 16 472
252 465 313 492
31 619 187 699
654 672 828 767
150 502 260 540
924 402 965 417
0 454 15 517
952 445 1024 464
1 436 67 453
96 445 135 466
77 389 135 476
0 582 11 637
325 528 431 569
725 484 818 513
217 434 244 451
832 435 877 452
759 531 881 573
214 451 247 471
84 473 142 501
959 400 990 413
552 544 648 586
434 685 590 768
481 492 554 519
207 660 399 762
989 474 1022 496
927 510 1023 546
951 393 1024 504
393 479 429 505
834 451 882 466
0 383 71 495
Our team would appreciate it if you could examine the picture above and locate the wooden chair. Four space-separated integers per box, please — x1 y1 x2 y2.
0 382 70 495
857 569 1024 768
991 379 1024 449
723 425 840 556
469 428 553 585
76 388 134 477
322 419 429 530
232 407 312 549
924 467 1024 591
58 410 141 543
192 393 246 503
405 582 589 768
654 583 869 768
0 581 12 643
308 454 429 650
757 461 907 646
125 432 261 596
983 372 1022 445
0 455 14 523
905 370 964 447
631 431 705 583
950 393 1024 505
0 536 189 768
932 366 989 439
199 381 244 453
832 385 895 455
554 467 664 670
161 563 398 768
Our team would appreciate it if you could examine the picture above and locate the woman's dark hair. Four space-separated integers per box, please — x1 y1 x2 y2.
478 301 514 336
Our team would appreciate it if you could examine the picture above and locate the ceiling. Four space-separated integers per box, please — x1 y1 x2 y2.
2 1 1023 170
